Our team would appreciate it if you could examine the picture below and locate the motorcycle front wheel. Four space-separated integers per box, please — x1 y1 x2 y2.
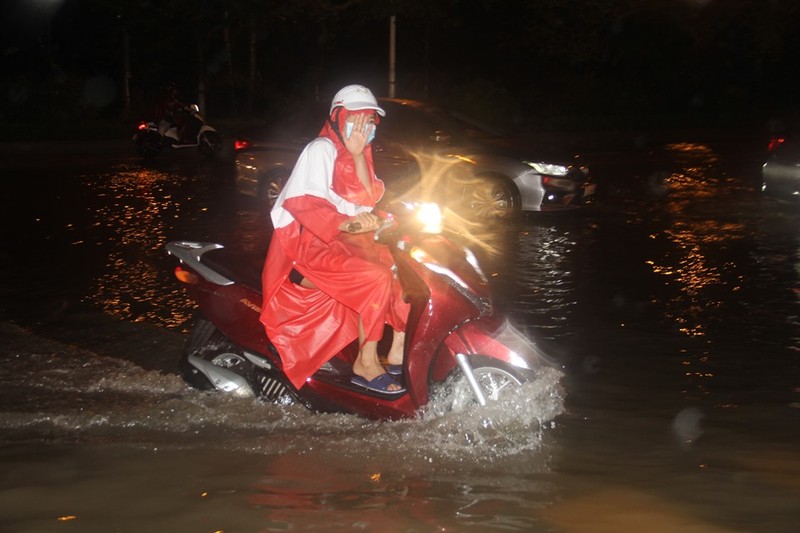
431 354 531 413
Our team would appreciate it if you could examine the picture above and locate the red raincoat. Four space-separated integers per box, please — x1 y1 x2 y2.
260 111 409 389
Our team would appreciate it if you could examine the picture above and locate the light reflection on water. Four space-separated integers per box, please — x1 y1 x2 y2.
84 166 196 327
647 219 742 338
79 163 269 329
648 143 746 338
505 225 578 337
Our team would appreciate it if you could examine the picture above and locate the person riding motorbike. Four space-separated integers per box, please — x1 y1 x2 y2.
154 82 187 140
260 85 408 394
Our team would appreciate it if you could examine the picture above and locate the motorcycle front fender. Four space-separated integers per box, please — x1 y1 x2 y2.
429 318 554 383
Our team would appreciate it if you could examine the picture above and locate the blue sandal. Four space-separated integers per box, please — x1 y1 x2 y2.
385 364 403 376
351 373 405 395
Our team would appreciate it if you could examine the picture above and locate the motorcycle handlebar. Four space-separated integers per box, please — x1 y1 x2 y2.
374 216 396 240
345 213 394 236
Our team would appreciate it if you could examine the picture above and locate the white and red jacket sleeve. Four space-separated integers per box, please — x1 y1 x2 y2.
271 137 373 239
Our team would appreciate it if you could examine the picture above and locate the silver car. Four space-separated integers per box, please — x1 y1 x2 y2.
762 133 800 198
235 98 595 218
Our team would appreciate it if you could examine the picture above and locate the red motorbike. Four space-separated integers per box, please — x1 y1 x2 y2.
167 202 552 420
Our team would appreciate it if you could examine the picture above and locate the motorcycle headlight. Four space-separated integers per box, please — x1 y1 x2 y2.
415 202 443 234
524 161 569 176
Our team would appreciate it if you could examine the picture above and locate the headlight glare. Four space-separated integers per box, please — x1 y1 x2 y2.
525 161 569 176
416 202 443 234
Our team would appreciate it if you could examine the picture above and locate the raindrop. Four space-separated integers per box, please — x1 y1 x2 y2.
672 407 704 448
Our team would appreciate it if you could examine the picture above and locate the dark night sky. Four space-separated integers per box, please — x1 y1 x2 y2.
3 0 800 129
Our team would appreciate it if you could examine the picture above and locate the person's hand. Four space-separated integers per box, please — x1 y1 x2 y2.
340 212 381 233
343 113 373 157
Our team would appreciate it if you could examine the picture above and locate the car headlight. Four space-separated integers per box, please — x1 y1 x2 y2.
524 161 569 176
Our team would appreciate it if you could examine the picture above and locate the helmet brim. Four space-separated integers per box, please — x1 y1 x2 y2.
332 102 386 117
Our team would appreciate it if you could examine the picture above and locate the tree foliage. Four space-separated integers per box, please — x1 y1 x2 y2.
2 0 800 129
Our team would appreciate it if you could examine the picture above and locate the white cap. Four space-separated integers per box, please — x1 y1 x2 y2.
329 85 385 116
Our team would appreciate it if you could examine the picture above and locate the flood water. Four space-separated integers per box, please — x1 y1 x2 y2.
0 138 798 532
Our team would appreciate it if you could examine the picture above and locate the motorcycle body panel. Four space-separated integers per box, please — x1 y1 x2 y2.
181 275 273 359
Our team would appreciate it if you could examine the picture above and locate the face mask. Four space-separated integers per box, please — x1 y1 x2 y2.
345 122 376 144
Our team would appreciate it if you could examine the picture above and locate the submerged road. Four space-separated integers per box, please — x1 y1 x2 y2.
1 133 798 532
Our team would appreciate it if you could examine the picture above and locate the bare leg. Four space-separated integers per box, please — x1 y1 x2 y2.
386 330 405 366
352 318 402 391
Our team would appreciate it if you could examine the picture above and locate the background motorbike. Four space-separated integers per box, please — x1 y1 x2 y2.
133 104 222 159
166 203 553 420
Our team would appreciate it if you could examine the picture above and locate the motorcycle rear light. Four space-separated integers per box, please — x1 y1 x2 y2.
137 122 148 130
234 139 250 151
768 136 785 153
174 265 199 284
